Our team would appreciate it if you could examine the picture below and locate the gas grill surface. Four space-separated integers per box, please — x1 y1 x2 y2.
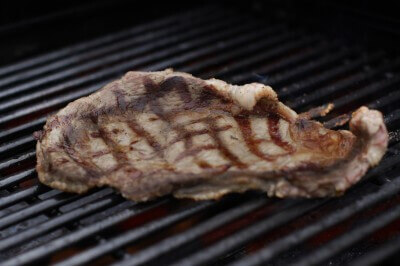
1 2 400 266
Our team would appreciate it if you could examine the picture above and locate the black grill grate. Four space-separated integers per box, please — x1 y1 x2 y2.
1 3 400 266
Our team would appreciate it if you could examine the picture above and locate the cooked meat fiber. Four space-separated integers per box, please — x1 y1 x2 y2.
35 69 388 201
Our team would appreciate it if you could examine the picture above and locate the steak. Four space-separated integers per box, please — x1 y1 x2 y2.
35 69 388 201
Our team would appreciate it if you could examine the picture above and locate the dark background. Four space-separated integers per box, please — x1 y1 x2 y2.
1 0 400 67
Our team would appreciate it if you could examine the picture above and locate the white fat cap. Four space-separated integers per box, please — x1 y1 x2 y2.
205 78 298 121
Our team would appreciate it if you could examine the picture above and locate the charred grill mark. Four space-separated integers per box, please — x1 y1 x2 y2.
235 116 274 161
92 150 111 158
170 125 232 145
160 76 194 108
89 113 98 124
172 125 233 162
106 76 167 153
126 119 162 152
128 77 161 112
268 114 295 153
87 115 131 172
200 83 232 107
173 125 193 149
96 126 130 164
146 75 194 111
174 144 217 162
62 125 98 177
192 125 233 137
214 125 233 132
143 77 165 115
204 117 247 168
198 89 213 107
188 116 218 124
180 125 194 149
113 89 128 111
144 76 196 150
197 160 212 168
196 161 230 174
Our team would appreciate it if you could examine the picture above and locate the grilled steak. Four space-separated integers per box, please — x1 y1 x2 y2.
35 69 388 201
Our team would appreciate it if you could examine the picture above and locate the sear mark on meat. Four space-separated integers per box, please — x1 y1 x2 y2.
35 69 388 201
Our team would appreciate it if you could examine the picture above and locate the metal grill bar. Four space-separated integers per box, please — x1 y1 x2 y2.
0 195 119 252
171 200 325 266
0 187 114 231
369 89 400 109
0 199 179 265
277 52 384 98
294 198 400 266
0 136 35 158
0 192 75 230
258 47 353 88
290 58 400 110
384 109 400 126
142 27 294 72
0 9 226 90
352 236 400 266
0 5 216 78
55 201 219 266
58 188 114 213
0 117 47 141
333 75 400 110
0 0 145 35
0 82 107 126
228 42 339 84
363 153 400 180
229 176 400 266
0 153 36 173
0 169 35 189
203 36 320 79
0 14 244 101
80 198 269 266
0 151 35 172
180 28 303 74
0 185 44 209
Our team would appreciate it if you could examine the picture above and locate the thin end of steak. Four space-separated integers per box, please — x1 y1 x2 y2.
35 69 388 201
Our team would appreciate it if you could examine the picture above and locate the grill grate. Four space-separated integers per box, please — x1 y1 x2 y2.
1 3 400 266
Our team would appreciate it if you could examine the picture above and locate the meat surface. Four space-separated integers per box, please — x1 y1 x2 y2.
35 69 388 201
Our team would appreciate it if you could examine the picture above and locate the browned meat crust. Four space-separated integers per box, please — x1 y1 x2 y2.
35 69 388 201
